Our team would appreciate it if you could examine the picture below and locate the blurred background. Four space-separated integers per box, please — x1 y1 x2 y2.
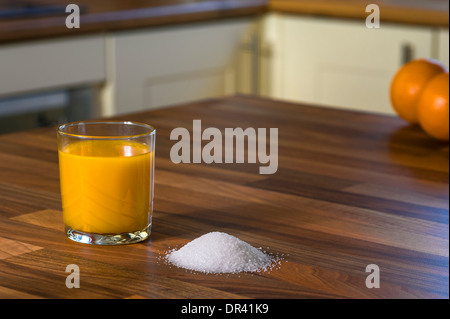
0 0 448 134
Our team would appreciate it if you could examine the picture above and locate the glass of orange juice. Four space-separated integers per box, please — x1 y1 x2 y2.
57 121 155 245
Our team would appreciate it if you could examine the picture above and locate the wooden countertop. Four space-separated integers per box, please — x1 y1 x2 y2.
269 0 449 27
0 0 448 44
0 95 448 299
0 0 267 44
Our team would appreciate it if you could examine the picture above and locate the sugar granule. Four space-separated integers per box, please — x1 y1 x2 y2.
165 232 279 274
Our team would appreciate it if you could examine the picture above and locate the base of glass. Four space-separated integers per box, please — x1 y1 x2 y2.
65 225 151 245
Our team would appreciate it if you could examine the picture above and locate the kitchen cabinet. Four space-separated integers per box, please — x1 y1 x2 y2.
104 18 256 115
0 35 105 133
261 14 449 115
0 35 105 97
1 9 447 118
438 29 449 68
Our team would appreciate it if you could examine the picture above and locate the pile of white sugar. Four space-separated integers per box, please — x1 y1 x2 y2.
165 232 278 274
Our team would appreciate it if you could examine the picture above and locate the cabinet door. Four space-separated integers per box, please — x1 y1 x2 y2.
271 16 434 114
106 19 255 115
0 35 105 97
437 28 449 68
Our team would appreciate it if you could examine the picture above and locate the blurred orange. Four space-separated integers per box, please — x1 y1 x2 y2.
417 72 449 142
390 59 447 124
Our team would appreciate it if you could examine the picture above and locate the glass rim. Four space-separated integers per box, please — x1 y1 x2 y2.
57 121 156 140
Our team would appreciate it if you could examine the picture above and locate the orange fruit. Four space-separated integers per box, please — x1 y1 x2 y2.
417 72 449 141
390 59 447 124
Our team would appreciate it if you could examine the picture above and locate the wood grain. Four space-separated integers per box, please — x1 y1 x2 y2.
0 95 448 299
269 0 449 27
1 0 448 44
0 0 267 44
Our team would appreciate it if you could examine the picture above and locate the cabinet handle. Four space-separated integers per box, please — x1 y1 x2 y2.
249 33 260 95
401 43 414 65
240 33 260 95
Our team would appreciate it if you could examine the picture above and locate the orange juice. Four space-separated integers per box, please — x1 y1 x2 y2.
58 140 152 234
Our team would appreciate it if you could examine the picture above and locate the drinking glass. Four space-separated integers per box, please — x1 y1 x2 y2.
57 121 155 245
